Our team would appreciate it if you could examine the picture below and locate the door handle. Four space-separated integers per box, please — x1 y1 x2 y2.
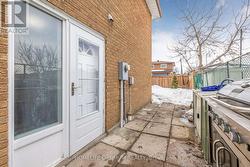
71 82 80 96
213 140 224 162
216 146 231 167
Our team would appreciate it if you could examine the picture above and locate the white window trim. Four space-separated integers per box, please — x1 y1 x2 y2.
8 1 106 166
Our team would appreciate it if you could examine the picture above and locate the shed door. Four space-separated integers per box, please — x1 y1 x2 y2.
69 23 104 155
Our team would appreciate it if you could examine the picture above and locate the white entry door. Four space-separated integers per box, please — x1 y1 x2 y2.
69 23 105 155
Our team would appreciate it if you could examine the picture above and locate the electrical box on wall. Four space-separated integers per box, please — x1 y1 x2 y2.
129 76 135 85
118 62 129 80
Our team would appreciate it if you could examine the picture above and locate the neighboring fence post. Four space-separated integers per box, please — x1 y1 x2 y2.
205 72 208 87
240 57 243 79
227 62 230 79
24 64 26 78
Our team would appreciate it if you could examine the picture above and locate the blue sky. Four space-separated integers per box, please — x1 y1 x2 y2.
153 0 243 33
152 0 247 70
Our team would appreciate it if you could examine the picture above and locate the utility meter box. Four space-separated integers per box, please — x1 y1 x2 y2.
118 62 129 81
129 76 135 85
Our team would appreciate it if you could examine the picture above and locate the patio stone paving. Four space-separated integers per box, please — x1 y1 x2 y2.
143 122 171 137
164 162 180 167
102 128 140 150
171 125 191 140
134 114 153 121
67 143 121 167
137 109 156 115
134 110 155 121
65 102 205 167
124 119 148 132
156 108 174 115
117 152 164 167
130 133 168 161
173 110 186 118
160 103 175 110
151 114 172 124
172 117 194 128
143 103 159 110
166 139 206 167
138 108 156 114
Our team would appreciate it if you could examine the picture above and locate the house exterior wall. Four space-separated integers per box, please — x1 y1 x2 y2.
152 62 175 76
0 6 8 166
0 0 152 166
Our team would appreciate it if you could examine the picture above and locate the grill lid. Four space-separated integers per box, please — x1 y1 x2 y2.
218 79 250 105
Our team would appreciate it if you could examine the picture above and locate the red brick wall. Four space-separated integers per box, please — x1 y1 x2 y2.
0 0 152 166
0 3 8 166
47 0 152 129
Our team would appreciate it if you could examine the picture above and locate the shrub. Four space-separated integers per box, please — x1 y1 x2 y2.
172 75 178 89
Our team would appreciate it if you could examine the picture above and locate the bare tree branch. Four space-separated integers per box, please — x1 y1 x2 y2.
171 0 250 71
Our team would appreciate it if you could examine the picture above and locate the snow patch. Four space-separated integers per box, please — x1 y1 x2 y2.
152 85 193 106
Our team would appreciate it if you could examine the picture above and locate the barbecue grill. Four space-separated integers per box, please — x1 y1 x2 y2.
204 79 250 167
210 79 250 119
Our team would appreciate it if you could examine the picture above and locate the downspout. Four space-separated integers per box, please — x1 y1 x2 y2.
120 80 124 127
123 80 127 123
118 62 129 127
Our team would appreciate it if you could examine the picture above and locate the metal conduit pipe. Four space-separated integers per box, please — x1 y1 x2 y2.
120 80 124 127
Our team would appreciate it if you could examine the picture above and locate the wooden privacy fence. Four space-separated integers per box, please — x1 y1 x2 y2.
152 74 194 89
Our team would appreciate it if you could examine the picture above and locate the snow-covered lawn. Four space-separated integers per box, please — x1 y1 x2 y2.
152 85 193 106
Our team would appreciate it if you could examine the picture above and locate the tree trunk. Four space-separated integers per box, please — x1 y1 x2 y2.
198 46 203 68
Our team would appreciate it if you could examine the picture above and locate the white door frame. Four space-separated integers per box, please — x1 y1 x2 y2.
69 22 105 155
8 1 105 166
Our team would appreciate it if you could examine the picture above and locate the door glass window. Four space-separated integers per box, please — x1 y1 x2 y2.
14 3 62 138
78 38 99 56
78 38 99 117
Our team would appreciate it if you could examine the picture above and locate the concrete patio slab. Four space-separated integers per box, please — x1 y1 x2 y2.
171 125 191 140
174 105 190 111
64 103 206 167
156 110 173 117
172 118 194 128
117 152 164 167
130 134 168 161
124 119 148 132
164 162 180 167
143 103 159 110
166 139 205 167
134 110 155 121
66 143 121 167
101 128 140 150
134 114 154 121
143 122 171 137
137 109 156 115
159 103 175 111
173 110 186 118
151 114 172 124
156 110 174 116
